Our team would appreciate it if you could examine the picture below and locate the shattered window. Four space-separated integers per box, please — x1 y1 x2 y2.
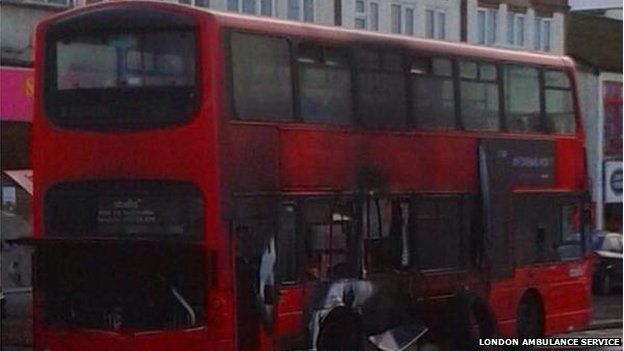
305 200 354 280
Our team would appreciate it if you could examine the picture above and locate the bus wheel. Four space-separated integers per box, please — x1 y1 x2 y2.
317 308 362 351
516 292 544 339
452 293 495 350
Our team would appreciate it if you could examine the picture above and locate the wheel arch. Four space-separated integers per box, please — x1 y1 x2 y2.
516 287 545 337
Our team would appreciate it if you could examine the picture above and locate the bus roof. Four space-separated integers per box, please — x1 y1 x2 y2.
41 1 573 69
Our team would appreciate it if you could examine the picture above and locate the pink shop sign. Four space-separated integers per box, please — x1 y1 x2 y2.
1 66 34 122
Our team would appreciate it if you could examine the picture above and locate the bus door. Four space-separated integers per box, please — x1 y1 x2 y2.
273 203 306 350
408 195 475 315
478 139 556 280
512 194 586 286
234 198 305 351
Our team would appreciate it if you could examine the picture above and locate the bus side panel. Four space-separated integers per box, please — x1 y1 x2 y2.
555 138 585 190
488 279 519 337
279 130 478 192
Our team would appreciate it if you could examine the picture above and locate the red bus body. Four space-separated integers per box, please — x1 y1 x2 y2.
31 2 590 351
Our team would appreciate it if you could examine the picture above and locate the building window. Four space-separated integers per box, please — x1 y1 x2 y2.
29 0 71 7
261 0 272 15
437 11 446 39
288 0 314 22
507 12 525 46
426 10 435 38
534 17 551 51
426 9 447 39
356 0 365 12
354 1 378 31
242 0 255 13
405 8 415 35
334 0 342 26
391 4 402 34
477 8 497 45
370 2 379 30
355 0 366 28
227 0 272 15
180 0 210 7
303 0 314 22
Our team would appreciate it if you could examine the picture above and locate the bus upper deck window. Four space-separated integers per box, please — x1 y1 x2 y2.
459 61 500 132
354 50 407 130
44 8 198 130
57 32 195 90
544 70 575 135
230 33 294 122
411 57 456 130
297 44 352 126
504 65 542 133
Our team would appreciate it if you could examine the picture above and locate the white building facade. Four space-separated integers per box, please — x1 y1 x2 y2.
567 2 623 232
65 0 568 54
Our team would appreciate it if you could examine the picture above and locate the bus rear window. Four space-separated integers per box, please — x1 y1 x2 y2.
57 31 195 90
45 28 198 130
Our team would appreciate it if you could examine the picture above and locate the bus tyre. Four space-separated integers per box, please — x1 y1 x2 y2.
516 292 544 339
317 308 362 351
451 292 495 351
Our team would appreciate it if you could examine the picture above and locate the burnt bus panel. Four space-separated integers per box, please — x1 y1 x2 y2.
35 241 207 331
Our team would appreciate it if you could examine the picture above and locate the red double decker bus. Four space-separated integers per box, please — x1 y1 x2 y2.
29 2 591 351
